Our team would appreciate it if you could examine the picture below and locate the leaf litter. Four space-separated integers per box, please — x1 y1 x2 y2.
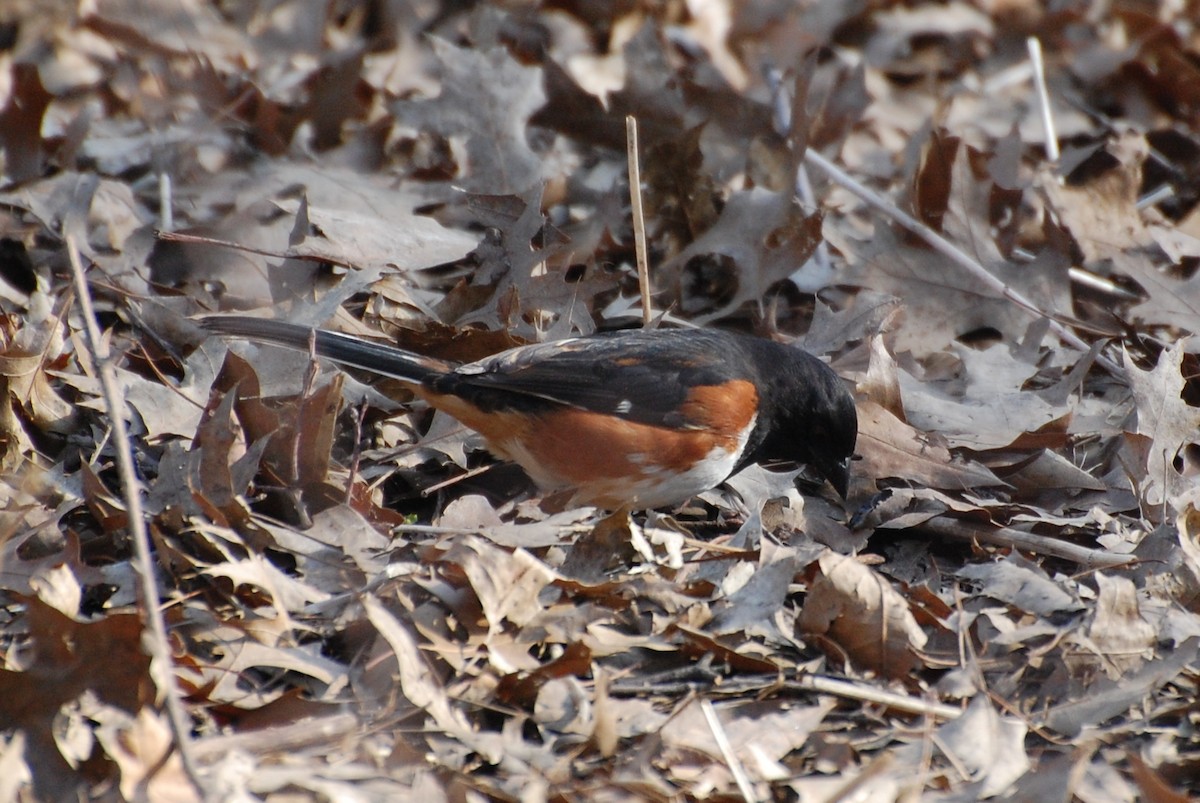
1 1 1199 800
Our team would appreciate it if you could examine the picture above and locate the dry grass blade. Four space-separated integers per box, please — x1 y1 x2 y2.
1026 37 1060 163
627 115 653 326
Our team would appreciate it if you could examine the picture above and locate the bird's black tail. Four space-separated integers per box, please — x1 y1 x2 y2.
201 316 453 385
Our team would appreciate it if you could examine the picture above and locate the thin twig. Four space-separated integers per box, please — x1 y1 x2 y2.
155 229 356 269
1135 183 1175 211
1066 266 1142 302
390 522 592 537
700 699 759 803
194 713 360 758
158 172 174 231
801 148 1124 377
1026 37 1059 163
917 516 1134 568
791 674 963 720
626 115 653 326
608 671 964 721
344 399 370 505
65 235 208 798
419 462 497 496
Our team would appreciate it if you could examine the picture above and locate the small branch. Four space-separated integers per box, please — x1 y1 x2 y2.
1135 183 1175 211
194 713 359 758
390 521 593 538
1026 37 1059 163
608 670 964 720
701 699 760 802
792 674 962 720
1066 266 1142 302
344 399 369 506
626 115 653 327
916 516 1134 568
65 235 208 797
154 229 356 269
419 462 497 497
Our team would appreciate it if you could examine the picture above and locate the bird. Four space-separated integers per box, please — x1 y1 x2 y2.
202 316 858 509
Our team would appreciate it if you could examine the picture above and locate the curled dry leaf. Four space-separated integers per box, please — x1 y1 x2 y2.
440 535 557 632
93 707 196 803
0 317 75 433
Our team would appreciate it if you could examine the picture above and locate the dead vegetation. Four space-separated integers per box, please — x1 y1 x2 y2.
0 0 1199 800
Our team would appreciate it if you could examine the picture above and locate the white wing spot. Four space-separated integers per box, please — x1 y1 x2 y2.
615 399 633 415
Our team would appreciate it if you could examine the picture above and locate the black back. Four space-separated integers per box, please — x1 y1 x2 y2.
436 329 858 493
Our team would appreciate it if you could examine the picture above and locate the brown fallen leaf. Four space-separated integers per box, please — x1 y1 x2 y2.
591 665 618 757
957 555 1085 619
656 187 823 322
0 599 151 800
856 400 1004 490
798 550 929 677
898 342 1071 450
440 535 557 631
93 707 197 803
0 310 75 433
0 64 51 182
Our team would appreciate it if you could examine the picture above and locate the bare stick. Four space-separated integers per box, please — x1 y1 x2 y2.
792 674 963 719
65 235 207 796
1027 38 1060 163
917 516 1133 568
155 229 356 269
610 670 965 720
701 699 760 802
626 115 653 326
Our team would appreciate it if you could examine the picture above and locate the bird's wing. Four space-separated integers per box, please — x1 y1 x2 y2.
436 330 755 430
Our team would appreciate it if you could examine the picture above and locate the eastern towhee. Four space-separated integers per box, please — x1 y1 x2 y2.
203 317 858 509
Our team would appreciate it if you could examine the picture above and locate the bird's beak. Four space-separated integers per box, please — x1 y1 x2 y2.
826 456 851 500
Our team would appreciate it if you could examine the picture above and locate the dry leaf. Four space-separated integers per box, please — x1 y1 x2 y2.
798 550 929 677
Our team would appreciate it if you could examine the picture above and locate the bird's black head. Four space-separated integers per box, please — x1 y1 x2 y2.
743 339 858 499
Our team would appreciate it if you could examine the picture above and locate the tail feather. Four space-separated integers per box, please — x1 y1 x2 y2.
201 316 453 385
